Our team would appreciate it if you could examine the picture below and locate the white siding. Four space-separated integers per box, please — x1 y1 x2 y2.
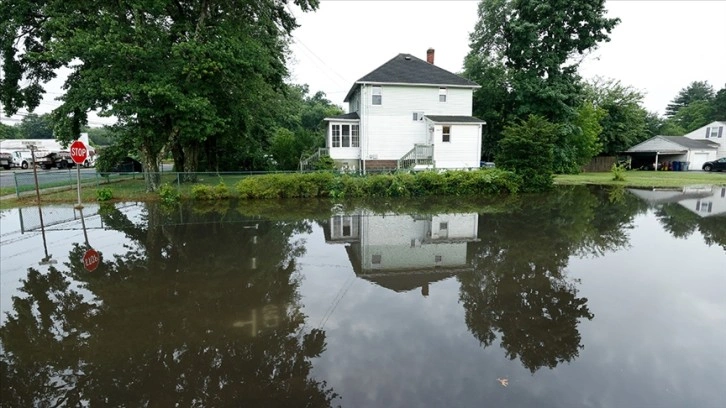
362 85 474 160
432 124 482 168
684 121 726 157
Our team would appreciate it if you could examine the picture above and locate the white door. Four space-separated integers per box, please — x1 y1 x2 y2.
690 152 710 170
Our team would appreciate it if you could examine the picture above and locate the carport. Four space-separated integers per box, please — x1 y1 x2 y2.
623 136 719 170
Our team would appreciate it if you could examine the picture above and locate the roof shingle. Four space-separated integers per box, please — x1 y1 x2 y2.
344 53 479 102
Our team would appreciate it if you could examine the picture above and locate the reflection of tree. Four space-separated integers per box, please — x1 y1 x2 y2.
700 216 726 250
1 203 338 406
655 203 698 238
460 185 642 372
653 202 726 251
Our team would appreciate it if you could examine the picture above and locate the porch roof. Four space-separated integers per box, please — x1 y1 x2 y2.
324 112 360 121
425 115 486 124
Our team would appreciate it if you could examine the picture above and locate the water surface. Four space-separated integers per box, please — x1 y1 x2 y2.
1 185 725 407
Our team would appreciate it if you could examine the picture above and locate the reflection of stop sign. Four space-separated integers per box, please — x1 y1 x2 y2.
70 140 88 165
83 248 100 272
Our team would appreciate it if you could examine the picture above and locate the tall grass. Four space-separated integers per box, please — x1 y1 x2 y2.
235 169 520 199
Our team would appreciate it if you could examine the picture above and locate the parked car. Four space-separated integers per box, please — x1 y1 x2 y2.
702 157 726 172
0 151 12 170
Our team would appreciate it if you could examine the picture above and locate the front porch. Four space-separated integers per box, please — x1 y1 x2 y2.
299 143 435 173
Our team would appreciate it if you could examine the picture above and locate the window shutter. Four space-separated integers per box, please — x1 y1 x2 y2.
719 126 724 138
705 127 710 138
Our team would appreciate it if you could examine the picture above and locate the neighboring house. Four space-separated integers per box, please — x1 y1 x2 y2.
301 49 485 172
322 210 479 296
623 121 725 170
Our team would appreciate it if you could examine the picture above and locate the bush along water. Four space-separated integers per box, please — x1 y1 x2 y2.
96 187 113 201
191 182 232 200
158 183 181 205
235 169 520 199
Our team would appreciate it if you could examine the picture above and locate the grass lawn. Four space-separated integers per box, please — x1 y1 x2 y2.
3 170 726 210
555 171 726 188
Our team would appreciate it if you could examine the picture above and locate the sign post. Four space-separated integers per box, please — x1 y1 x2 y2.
70 140 88 209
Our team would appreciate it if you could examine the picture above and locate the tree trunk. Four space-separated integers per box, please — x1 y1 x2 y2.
170 129 185 173
140 144 161 192
182 144 199 182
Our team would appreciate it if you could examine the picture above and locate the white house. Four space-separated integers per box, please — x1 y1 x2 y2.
682 121 726 168
324 210 479 295
624 121 725 170
302 49 484 172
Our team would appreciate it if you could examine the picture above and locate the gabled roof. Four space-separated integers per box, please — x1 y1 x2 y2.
625 136 719 153
425 115 486 124
344 53 479 102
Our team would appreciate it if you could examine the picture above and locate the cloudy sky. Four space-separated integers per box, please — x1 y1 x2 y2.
3 0 725 126
288 0 726 115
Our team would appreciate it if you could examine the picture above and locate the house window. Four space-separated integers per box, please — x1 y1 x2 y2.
352 125 359 147
435 255 442 263
413 111 424 121
439 222 448 230
341 125 350 147
442 126 451 142
706 126 723 138
332 125 341 147
372 86 382 105
439 87 447 102
372 254 382 264
331 124 360 148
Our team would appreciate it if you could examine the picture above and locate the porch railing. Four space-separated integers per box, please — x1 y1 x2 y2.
397 144 434 170
299 148 329 171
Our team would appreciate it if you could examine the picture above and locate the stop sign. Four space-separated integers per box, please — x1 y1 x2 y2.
70 140 88 165
83 248 100 272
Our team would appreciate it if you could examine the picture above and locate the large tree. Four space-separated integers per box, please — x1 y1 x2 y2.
1 0 319 191
465 0 619 169
17 113 54 139
665 81 715 118
583 78 649 154
709 85 726 121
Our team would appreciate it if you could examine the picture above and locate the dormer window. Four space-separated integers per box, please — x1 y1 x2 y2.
372 86 382 105
439 87 447 102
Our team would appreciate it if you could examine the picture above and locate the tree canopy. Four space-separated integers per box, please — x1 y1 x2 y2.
464 0 619 181
1 0 320 190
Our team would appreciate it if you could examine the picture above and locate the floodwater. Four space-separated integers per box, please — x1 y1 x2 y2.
1 185 725 407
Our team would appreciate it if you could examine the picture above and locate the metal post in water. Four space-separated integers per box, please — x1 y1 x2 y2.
75 164 83 209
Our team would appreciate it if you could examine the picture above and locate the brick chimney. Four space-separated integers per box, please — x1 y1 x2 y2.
426 48 435 64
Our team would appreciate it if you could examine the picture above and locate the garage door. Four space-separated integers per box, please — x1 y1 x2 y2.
690 152 710 170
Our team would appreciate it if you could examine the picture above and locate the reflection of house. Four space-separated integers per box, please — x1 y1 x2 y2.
323 211 479 295
628 186 726 217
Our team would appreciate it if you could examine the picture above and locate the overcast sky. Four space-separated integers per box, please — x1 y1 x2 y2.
288 0 726 115
3 0 725 127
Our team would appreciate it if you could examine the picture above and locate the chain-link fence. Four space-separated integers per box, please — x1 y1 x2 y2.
9 169 315 199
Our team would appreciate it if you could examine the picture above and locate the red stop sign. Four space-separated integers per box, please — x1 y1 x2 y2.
70 140 88 164
83 248 100 272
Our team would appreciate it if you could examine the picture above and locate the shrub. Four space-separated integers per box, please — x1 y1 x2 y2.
611 163 627 181
96 187 113 201
158 183 180 205
496 115 558 192
313 156 336 171
234 169 521 200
